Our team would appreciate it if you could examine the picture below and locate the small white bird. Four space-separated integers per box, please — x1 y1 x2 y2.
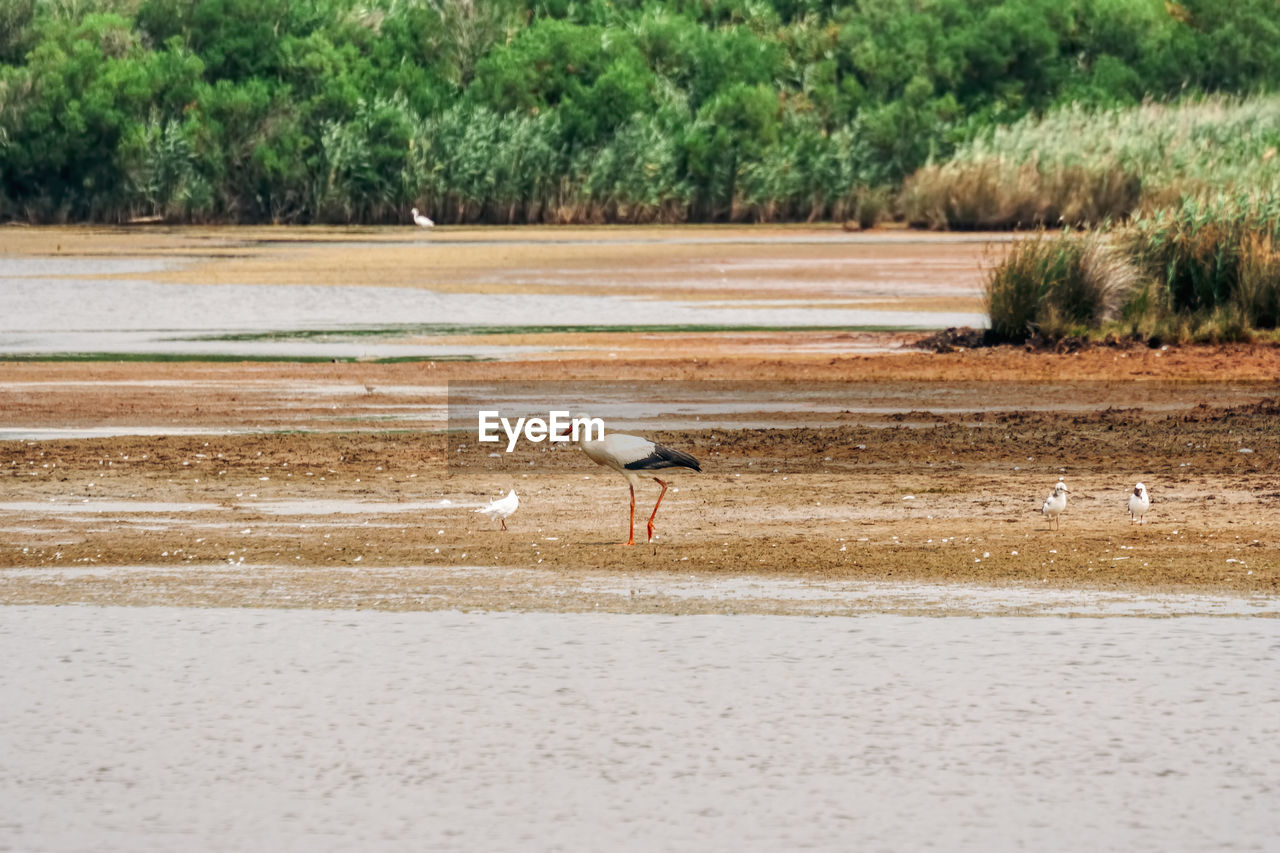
475 489 518 530
1128 482 1150 524
1041 479 1068 529
562 415 700 545
410 207 435 228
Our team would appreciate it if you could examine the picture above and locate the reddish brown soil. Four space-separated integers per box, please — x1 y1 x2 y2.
1 358 1277 609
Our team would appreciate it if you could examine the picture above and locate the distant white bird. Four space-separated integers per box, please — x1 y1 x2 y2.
1041 479 1068 529
562 417 700 545
1128 482 1150 524
410 207 435 228
475 489 518 531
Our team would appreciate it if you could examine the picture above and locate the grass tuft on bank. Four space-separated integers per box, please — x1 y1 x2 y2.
985 231 1139 341
985 197 1280 345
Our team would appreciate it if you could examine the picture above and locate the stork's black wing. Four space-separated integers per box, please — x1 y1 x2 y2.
623 443 701 473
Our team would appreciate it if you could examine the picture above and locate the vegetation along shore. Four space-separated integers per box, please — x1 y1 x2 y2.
2 0 1279 226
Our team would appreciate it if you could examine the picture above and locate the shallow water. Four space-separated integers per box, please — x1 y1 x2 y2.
2 563 1274 618
449 379 1276 420
0 498 459 516
0 606 1275 851
7 375 1271 441
0 426 282 441
0 276 983 357
564 570 1278 617
0 234 989 358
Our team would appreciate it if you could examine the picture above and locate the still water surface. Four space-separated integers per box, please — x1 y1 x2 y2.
0 246 986 359
1 606 1276 851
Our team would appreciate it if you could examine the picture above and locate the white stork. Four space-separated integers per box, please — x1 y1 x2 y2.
1128 482 1150 524
564 418 701 545
475 489 518 530
410 207 435 228
1041 479 1068 529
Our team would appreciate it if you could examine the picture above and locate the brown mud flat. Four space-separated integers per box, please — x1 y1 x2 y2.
2 369 1278 610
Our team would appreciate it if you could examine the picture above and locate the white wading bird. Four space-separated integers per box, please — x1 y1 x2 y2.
1128 482 1150 524
475 489 518 531
410 207 435 228
562 417 701 545
1041 479 1068 529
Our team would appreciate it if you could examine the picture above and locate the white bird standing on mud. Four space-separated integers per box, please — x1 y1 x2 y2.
1042 479 1068 529
563 417 701 545
1128 482 1150 524
475 489 518 531
410 207 435 228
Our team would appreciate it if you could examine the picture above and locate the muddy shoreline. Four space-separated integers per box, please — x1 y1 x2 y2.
2 383 1277 608
2 227 1278 610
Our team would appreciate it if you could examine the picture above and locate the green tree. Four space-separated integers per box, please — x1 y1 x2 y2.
0 0 35 64
468 18 656 148
683 82 779 219
189 77 311 222
317 94 415 222
0 14 202 220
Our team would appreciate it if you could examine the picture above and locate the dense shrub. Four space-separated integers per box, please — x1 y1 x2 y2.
3 0 1280 223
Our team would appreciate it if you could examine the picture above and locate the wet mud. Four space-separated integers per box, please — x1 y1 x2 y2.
2 389 1277 610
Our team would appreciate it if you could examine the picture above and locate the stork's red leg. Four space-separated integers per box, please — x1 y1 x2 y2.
500 518 507 531
646 478 669 542
625 483 636 546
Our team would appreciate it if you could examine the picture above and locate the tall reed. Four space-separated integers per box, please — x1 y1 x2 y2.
904 96 1280 230
1126 193 1280 327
